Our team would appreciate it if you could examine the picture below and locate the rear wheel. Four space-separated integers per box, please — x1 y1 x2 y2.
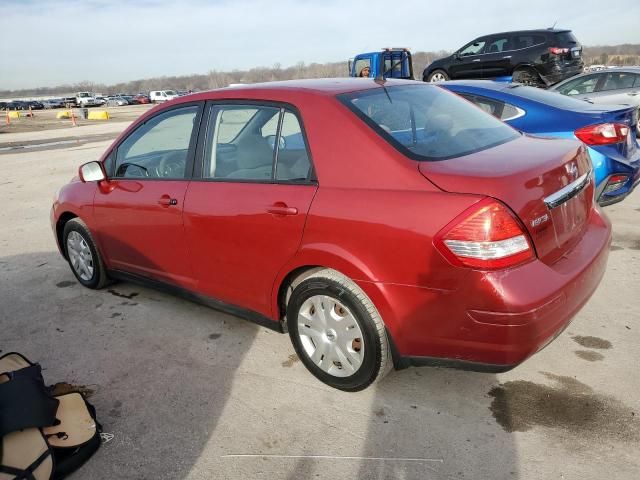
427 69 449 83
286 269 392 391
63 218 110 289
512 67 544 88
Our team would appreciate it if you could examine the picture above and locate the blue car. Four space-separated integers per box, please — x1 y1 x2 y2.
440 80 640 206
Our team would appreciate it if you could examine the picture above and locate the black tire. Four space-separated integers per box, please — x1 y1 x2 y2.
62 218 110 289
512 67 544 88
426 69 449 83
286 269 392 392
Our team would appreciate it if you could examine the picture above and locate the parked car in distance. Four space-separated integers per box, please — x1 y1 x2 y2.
424 29 584 87
105 96 129 107
75 92 101 108
133 94 150 104
42 98 65 109
440 80 640 206
51 79 611 391
548 67 640 136
24 100 44 110
149 90 179 103
6 100 28 110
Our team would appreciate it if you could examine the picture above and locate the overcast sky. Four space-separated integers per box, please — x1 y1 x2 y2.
1 0 638 90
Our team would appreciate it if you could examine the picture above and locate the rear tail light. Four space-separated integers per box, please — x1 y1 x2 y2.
549 47 569 55
434 199 535 270
574 123 629 146
602 174 629 195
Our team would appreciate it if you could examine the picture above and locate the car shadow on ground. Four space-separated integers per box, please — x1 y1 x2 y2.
0 251 261 479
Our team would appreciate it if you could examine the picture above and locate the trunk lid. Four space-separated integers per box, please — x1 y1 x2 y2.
597 105 639 161
419 135 595 265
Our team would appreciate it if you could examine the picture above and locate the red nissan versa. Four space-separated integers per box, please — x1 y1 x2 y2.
51 79 611 391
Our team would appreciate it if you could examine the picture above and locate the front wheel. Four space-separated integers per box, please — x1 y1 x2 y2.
286 269 392 391
63 218 110 289
426 69 449 82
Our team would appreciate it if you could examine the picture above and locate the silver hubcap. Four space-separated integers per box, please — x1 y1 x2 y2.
297 295 364 378
430 73 446 82
66 231 94 281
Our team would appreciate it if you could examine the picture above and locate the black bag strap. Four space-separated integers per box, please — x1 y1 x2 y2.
0 449 51 480
0 376 59 437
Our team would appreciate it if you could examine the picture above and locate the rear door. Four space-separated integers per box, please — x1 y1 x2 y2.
94 103 203 288
183 102 317 317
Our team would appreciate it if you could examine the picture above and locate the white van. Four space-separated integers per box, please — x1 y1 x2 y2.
149 90 179 103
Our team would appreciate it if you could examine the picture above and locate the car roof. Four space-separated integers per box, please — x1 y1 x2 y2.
474 28 570 38
550 67 640 87
172 78 420 102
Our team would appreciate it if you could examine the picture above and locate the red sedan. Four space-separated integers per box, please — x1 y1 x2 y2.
51 79 611 391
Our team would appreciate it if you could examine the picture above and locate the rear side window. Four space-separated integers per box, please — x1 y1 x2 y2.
202 105 311 181
554 32 578 45
514 35 545 49
459 94 524 122
339 85 519 161
601 72 636 91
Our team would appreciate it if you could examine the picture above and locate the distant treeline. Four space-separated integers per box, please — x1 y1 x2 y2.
2 44 639 98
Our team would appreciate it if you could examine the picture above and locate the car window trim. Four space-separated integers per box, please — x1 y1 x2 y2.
106 101 205 181
193 99 317 185
462 92 526 121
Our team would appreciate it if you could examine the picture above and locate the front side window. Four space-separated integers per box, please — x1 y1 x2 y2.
202 105 311 181
556 75 600 95
486 36 511 53
459 39 486 56
114 105 198 179
339 85 519 161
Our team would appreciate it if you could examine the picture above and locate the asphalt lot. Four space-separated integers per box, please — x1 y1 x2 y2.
0 121 639 480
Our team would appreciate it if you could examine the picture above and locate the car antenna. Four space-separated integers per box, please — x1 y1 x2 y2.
550 20 558 29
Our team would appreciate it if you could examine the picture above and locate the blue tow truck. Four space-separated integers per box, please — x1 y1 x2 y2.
349 48 414 80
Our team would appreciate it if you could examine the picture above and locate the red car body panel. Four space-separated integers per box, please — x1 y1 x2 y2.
51 79 612 370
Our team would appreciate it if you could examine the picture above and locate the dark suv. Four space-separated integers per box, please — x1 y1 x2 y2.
423 29 584 87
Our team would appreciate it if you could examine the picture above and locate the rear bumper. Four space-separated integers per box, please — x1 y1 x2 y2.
360 207 611 369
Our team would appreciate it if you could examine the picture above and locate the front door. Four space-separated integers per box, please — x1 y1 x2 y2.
94 103 203 288
481 35 513 78
450 38 487 79
183 103 317 318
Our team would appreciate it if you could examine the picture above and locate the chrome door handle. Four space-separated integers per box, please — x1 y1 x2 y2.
503 56 512 59
472 59 481 62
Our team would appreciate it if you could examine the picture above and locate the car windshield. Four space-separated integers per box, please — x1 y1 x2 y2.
338 84 519 161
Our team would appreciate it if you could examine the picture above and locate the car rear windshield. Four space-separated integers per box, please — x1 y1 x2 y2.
338 84 519 161
554 31 578 45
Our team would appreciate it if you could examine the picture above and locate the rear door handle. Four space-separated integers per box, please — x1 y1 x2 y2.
267 203 298 216
628 92 639 96
503 56 512 59
158 195 178 207
472 59 481 62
